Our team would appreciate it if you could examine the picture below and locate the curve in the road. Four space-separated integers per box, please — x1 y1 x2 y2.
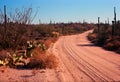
51 30 120 82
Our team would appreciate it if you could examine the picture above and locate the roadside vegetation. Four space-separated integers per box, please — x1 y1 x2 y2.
0 6 94 69
88 22 120 54
88 7 120 54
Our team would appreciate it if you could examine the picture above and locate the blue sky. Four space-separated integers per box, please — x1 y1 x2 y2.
0 0 120 24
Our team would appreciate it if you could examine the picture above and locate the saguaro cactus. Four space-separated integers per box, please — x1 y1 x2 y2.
114 7 116 26
112 7 117 36
4 5 7 41
98 17 100 33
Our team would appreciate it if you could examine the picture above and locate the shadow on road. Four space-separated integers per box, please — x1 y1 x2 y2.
77 43 95 47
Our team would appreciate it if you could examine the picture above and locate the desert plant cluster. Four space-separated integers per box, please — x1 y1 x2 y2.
88 7 120 53
0 6 94 69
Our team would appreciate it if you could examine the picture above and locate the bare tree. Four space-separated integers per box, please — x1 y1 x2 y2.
0 6 38 51
9 6 38 24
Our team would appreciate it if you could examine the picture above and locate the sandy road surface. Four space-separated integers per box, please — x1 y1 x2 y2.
50 30 120 82
0 30 120 82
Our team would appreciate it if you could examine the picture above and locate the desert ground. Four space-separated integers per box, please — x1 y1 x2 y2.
0 30 120 82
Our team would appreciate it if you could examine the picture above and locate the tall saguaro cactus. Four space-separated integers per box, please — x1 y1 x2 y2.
114 7 116 26
112 7 117 36
98 17 100 33
4 5 7 41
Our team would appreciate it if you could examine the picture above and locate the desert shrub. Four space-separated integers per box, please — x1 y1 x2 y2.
35 24 55 37
104 42 115 50
45 54 58 69
44 39 53 49
44 38 57 49
25 48 58 69
113 40 120 48
97 35 107 45
104 37 120 51
87 33 99 44
26 58 46 69
52 32 60 38
88 33 97 41
116 48 120 53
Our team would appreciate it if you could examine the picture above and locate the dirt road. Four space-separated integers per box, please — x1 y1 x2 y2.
49 30 120 82
1 30 120 82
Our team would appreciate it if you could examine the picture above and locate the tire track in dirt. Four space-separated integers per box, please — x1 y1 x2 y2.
53 37 77 82
63 37 110 81
75 32 120 66
77 46 120 76
59 37 82 82
73 33 120 78
68 32 120 81
83 46 120 66
67 42 114 81
61 38 94 82
51 30 120 82
62 40 97 81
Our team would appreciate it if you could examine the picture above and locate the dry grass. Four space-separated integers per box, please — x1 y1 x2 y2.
44 39 53 49
50 38 58 43
26 48 58 69
44 38 58 48
45 54 58 69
